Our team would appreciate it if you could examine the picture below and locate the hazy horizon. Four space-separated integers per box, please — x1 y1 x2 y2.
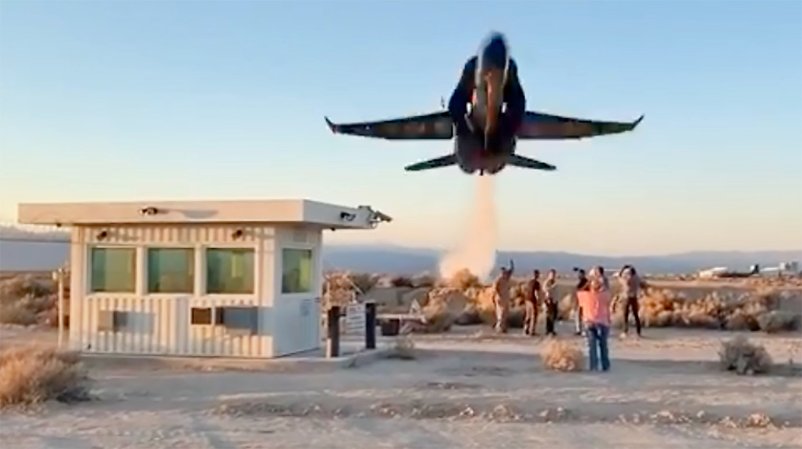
1 1 800 255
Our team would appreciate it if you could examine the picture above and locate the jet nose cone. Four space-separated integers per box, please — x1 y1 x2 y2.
479 32 509 71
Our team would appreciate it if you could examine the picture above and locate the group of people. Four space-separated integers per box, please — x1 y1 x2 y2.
491 262 647 371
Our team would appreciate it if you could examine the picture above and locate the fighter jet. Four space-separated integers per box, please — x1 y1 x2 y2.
324 31 644 176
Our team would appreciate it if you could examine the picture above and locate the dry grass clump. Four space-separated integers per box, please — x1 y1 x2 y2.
0 345 91 407
0 275 58 327
542 340 584 372
718 335 773 375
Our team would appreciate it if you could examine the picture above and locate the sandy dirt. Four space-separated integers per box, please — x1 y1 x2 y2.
1 324 801 449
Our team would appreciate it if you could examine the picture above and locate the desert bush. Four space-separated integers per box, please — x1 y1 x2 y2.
0 293 56 326
0 345 90 407
348 272 378 294
617 287 798 333
454 303 482 325
411 273 436 288
558 294 575 321
0 301 39 326
756 311 801 333
0 275 55 301
390 275 414 288
447 269 482 291
474 306 525 329
542 340 584 372
385 336 416 360
718 335 773 375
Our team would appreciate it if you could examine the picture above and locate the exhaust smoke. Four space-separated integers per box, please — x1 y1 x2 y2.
438 176 498 281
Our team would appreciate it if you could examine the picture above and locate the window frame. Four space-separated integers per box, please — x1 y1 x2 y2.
144 245 197 296
280 247 315 295
203 246 258 296
86 245 138 295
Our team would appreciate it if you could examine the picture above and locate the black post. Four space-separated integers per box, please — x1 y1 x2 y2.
365 302 376 350
326 306 340 358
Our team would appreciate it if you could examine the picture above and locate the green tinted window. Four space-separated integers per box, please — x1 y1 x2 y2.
147 248 194 293
281 248 313 293
206 248 255 294
90 247 136 293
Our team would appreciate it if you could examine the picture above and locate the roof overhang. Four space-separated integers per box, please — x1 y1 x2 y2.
17 199 392 230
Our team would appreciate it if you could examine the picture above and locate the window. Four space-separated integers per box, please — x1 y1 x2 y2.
90 247 136 293
206 248 255 294
281 248 313 293
147 248 194 293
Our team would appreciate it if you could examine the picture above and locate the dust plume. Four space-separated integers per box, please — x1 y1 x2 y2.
438 176 498 281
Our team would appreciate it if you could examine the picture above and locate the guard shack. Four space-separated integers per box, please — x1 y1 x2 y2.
17 199 391 358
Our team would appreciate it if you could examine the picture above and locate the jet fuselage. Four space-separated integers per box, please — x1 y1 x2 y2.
455 32 517 175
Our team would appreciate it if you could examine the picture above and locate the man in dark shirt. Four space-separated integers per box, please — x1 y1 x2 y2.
523 269 541 336
574 268 589 335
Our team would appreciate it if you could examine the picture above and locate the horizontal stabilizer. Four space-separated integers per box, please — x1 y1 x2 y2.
404 154 457 171
507 154 557 171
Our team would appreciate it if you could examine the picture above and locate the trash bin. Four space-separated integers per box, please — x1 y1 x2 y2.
380 318 400 336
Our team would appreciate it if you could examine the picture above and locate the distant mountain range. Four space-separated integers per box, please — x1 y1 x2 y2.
3 225 798 275
321 244 802 275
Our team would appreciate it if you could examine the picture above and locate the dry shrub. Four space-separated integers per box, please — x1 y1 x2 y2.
0 275 55 301
718 335 773 375
385 336 416 360
542 340 584 372
0 345 90 407
411 273 436 288
446 269 482 290
389 275 414 288
628 287 797 333
348 272 378 294
403 288 469 333
558 294 575 320
454 303 482 325
0 301 39 326
756 311 800 333
0 294 56 326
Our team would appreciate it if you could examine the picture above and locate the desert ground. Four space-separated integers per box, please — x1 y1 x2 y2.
0 324 801 449
1 273 801 449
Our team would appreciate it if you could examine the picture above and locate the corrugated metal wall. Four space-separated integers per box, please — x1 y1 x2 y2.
70 224 276 358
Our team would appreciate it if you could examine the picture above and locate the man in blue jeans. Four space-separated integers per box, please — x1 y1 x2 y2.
578 275 612 372
585 322 611 372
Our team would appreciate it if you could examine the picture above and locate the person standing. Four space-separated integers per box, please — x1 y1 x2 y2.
578 277 612 371
523 269 541 336
543 269 558 336
619 265 647 338
492 259 515 333
574 268 589 336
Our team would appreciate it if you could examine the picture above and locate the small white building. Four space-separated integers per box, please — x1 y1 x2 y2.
17 199 391 358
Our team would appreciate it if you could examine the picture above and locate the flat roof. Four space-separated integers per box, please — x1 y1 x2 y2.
17 199 391 230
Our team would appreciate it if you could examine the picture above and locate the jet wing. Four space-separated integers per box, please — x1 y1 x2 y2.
324 111 454 140
516 111 644 140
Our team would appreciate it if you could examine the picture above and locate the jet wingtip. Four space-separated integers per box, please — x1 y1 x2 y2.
324 116 337 133
632 114 645 128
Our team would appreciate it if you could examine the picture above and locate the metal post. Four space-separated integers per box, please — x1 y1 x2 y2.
365 302 376 350
55 268 65 348
326 306 340 358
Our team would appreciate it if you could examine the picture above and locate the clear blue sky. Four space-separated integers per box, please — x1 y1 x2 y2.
1 0 800 255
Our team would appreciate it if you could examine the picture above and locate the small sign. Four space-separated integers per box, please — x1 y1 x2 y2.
344 303 366 336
